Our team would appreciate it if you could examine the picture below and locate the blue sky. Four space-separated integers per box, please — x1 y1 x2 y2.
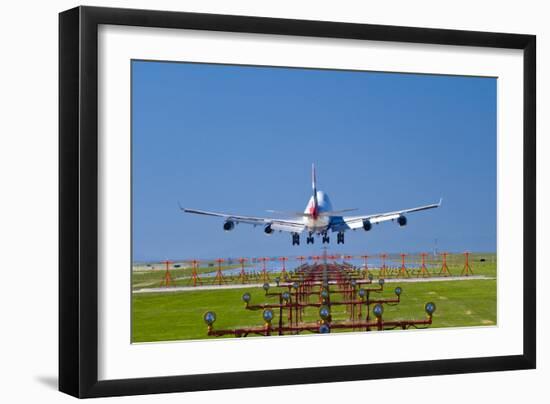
132 60 496 262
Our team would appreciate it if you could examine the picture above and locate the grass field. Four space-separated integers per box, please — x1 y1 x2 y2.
131 263 245 290
132 254 497 343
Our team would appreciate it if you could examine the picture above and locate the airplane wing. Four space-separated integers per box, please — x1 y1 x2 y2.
181 207 306 233
333 199 442 231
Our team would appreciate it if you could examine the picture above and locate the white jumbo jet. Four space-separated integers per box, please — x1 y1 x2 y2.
181 164 442 245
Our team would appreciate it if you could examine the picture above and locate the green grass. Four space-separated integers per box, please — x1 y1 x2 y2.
132 264 246 289
132 273 496 343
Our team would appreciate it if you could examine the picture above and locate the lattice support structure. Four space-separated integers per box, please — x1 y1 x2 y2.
188 259 202 287
418 253 430 278
214 258 227 285
279 257 288 277
260 257 270 283
439 252 452 276
361 255 370 279
238 258 248 284
461 252 474 276
397 253 410 278
161 259 174 287
379 254 388 278
204 261 436 338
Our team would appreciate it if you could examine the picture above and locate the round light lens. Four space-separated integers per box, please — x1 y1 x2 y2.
425 302 436 315
203 311 216 325
321 289 329 299
368 273 374 281
282 291 290 301
263 283 270 291
319 324 330 334
263 309 274 322
292 282 299 290
378 278 385 286
242 292 251 303
358 288 366 298
319 306 330 320
395 287 402 296
373 304 384 318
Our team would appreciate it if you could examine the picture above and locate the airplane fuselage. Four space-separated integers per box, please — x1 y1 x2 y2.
304 190 332 233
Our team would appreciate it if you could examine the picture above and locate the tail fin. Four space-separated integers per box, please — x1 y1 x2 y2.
312 163 318 208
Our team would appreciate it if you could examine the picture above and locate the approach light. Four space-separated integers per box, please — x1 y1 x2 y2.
321 289 329 300
358 288 366 298
373 304 384 318
319 305 331 320
275 277 281 286
319 324 330 334
263 309 274 323
242 292 251 303
425 302 436 315
378 278 385 286
292 282 299 290
368 273 374 281
351 279 357 288
203 311 216 326
395 287 402 296
282 291 290 301
263 283 270 291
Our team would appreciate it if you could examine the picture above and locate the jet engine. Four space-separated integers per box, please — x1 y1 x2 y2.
397 215 407 226
264 224 273 235
362 219 372 231
223 220 235 231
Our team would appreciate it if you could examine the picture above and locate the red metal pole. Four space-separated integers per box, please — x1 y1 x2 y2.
398 253 410 278
461 252 474 276
190 259 202 286
239 258 247 284
361 255 370 279
380 254 388 278
418 252 430 277
162 259 174 287
439 252 451 276
279 256 288 276
215 258 226 285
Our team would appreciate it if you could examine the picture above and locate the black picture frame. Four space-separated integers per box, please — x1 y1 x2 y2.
59 5 536 398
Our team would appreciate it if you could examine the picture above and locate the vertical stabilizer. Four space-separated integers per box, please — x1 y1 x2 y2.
312 163 318 215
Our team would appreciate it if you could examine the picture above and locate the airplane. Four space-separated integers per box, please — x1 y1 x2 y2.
181 164 442 245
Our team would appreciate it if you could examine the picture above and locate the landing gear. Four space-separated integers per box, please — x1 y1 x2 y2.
337 232 345 244
322 231 330 244
306 232 314 244
292 233 300 246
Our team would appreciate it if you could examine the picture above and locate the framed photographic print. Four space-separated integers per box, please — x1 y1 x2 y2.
59 6 536 398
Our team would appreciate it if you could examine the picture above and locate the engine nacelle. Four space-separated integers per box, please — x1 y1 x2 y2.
397 215 407 226
223 220 235 231
362 219 372 231
264 224 273 235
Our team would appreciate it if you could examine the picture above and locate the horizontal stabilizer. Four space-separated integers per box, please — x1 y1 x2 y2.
267 208 357 218
318 208 358 216
266 210 307 217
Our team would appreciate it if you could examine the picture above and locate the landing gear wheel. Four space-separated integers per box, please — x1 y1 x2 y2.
306 236 314 244
292 233 300 246
337 232 345 244
322 236 330 244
